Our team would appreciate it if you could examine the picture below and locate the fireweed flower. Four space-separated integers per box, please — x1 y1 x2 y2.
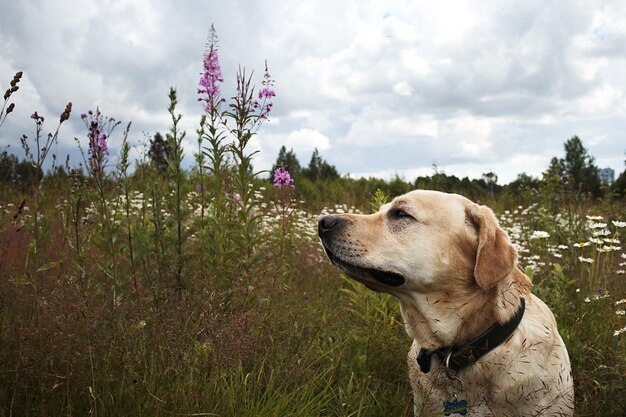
256 60 276 120
274 165 295 261
231 193 244 207
274 167 294 189
198 24 224 113
82 109 109 176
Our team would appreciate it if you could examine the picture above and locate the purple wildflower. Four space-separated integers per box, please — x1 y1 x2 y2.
82 108 109 176
274 166 294 190
258 60 276 119
230 193 255 216
275 164 294 261
231 193 244 206
30 112 44 123
198 24 224 113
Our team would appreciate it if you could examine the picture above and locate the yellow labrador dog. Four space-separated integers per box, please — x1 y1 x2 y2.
318 190 574 416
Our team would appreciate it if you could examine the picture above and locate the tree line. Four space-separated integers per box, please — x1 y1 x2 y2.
1 134 625 209
263 136 625 208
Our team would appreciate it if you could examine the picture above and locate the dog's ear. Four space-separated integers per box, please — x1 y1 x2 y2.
466 204 518 290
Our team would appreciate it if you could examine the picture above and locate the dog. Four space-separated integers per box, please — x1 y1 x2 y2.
318 190 574 416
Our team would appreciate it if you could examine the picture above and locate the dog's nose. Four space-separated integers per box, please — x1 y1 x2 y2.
318 214 341 234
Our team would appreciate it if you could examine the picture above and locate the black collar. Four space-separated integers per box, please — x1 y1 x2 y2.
417 297 526 374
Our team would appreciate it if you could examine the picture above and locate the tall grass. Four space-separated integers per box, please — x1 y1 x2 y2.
3 165 623 416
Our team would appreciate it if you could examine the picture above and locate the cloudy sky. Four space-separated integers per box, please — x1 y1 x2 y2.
1 0 625 183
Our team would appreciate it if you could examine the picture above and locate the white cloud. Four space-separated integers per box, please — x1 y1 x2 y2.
342 106 439 146
399 49 431 78
393 80 413 96
349 166 434 181
251 128 331 172
1 0 625 183
577 84 623 116
277 128 331 152
442 115 494 158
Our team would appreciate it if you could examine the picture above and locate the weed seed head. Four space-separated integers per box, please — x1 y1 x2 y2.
60 102 72 123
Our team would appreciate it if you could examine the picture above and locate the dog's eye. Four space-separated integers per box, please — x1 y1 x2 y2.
391 208 413 220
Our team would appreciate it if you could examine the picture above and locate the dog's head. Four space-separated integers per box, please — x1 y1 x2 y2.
318 190 519 296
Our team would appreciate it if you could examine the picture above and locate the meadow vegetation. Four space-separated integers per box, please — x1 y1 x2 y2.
1 27 625 416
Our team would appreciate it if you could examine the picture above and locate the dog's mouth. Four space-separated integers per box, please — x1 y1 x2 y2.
321 243 405 287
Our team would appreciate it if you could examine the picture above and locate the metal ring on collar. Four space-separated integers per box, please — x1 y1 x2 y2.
445 349 453 369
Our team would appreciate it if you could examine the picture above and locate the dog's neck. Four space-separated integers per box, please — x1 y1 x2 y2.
399 268 530 348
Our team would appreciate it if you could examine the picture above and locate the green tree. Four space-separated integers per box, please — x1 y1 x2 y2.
0 151 18 183
613 170 626 198
560 136 601 198
388 175 411 197
541 158 567 214
545 157 564 179
148 132 171 174
319 160 339 180
482 171 498 197
304 148 323 180
303 148 339 181
0 150 42 191
271 146 301 181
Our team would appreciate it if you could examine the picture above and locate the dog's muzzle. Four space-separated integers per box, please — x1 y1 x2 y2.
317 214 405 287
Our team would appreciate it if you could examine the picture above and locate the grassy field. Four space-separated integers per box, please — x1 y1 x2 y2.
0 165 625 416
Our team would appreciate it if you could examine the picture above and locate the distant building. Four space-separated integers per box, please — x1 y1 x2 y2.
599 167 615 184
